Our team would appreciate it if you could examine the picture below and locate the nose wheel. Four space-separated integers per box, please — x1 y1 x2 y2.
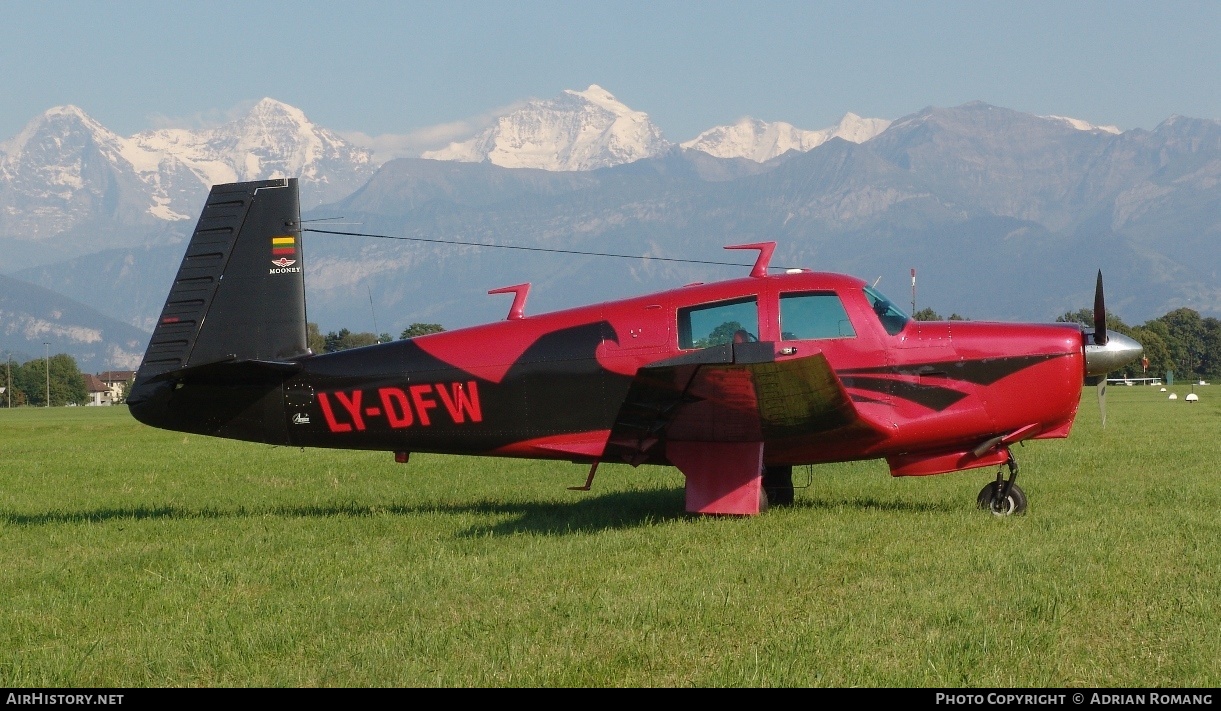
976 451 1027 515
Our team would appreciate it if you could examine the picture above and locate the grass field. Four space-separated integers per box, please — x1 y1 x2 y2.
1 387 1218 687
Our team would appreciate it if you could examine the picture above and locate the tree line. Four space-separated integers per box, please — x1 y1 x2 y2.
306 322 446 354
1 353 88 407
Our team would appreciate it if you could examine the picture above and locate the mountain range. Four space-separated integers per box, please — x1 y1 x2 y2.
681 112 892 162
298 103 1219 335
1 88 1218 372
0 272 150 372
0 99 376 268
421 85 671 170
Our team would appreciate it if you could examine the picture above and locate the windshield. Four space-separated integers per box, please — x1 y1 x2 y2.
863 285 910 336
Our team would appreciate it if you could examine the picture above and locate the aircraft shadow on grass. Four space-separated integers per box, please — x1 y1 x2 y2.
2 490 955 536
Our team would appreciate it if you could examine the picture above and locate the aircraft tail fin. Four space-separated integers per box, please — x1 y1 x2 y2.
135 178 309 383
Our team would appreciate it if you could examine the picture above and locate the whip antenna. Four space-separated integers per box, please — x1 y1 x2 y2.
368 285 381 342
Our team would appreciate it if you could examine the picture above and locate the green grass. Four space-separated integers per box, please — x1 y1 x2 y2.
1 387 1218 687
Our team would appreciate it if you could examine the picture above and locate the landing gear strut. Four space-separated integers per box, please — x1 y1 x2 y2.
763 465 795 507
976 450 1027 516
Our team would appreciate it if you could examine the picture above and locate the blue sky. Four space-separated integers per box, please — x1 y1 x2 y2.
3 0 1219 150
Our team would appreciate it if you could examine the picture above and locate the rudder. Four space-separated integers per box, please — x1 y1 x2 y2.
137 178 308 381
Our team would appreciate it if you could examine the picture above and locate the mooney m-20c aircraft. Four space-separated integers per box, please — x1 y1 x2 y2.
128 179 1143 516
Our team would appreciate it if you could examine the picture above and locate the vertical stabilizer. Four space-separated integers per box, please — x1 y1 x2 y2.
137 179 307 381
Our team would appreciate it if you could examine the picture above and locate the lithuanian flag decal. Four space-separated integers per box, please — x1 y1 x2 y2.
271 235 296 256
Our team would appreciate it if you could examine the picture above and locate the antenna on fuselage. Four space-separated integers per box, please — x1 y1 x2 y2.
489 283 531 320
724 242 776 278
368 285 381 342
873 276 882 288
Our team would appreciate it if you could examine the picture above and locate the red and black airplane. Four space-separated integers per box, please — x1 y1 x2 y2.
128 178 1143 516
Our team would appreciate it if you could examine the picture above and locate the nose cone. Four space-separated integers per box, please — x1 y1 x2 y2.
1085 330 1143 376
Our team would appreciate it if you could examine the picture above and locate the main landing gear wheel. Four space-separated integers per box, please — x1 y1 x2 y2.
976 479 1028 516
976 451 1027 516
763 465 795 507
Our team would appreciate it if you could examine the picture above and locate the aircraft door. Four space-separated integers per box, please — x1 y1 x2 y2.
776 291 858 344
776 291 880 378
777 288 898 415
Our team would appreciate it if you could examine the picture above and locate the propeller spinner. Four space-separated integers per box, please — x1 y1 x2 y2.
1083 271 1143 427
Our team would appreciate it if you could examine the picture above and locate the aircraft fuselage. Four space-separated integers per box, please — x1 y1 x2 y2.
139 270 1085 476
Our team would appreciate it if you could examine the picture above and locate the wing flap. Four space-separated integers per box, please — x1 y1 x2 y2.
605 342 882 465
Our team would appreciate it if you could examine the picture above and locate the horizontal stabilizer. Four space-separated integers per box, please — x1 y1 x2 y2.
133 357 303 391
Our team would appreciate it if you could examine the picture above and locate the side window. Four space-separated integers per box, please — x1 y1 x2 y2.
779 292 856 340
677 296 759 349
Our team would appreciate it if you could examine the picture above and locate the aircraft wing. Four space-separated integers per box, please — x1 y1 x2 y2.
604 342 884 465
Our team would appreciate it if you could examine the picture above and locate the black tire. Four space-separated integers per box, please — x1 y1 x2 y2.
763 465 795 507
976 481 1028 515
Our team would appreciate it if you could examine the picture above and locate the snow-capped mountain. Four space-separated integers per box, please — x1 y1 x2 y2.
680 113 892 162
0 99 376 241
129 98 376 215
421 85 671 171
1040 115 1122 134
0 106 154 239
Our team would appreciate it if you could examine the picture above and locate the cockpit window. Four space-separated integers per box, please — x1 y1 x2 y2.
678 296 759 349
863 285 910 336
780 292 856 340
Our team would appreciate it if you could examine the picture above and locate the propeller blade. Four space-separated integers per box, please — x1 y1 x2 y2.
1093 270 1108 346
1096 270 1108 427
1098 373 1107 428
